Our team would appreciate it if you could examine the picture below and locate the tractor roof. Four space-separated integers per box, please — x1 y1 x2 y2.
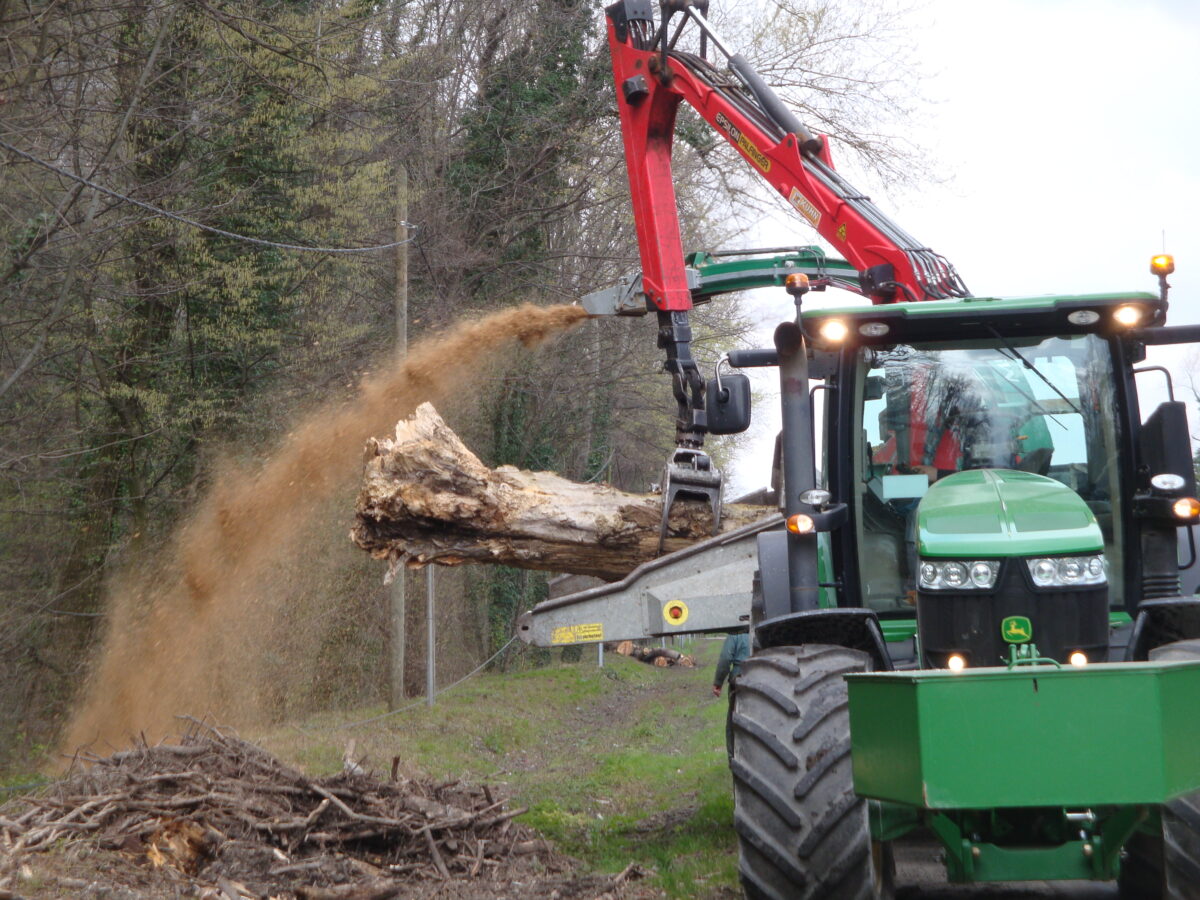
799 291 1165 345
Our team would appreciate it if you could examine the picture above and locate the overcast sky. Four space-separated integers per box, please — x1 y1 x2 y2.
726 0 1200 495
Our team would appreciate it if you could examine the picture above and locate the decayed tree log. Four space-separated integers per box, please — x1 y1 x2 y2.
351 403 774 581
613 641 697 667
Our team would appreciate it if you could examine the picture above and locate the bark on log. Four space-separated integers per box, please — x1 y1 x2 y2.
351 403 774 581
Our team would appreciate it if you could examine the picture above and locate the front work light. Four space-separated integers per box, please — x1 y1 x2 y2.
1067 309 1101 326
1112 304 1144 327
1069 651 1089 667
818 319 849 344
947 654 967 672
858 321 890 338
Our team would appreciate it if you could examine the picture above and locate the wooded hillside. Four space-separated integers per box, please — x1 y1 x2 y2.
0 0 923 770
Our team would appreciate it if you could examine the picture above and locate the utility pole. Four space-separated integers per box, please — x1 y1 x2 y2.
426 567 436 707
388 164 409 709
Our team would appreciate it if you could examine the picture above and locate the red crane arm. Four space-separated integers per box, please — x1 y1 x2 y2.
600 0 967 472
606 5 967 308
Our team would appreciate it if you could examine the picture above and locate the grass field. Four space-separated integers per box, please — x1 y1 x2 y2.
255 637 741 898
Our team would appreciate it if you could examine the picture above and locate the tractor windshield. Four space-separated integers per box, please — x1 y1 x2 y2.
852 333 1124 612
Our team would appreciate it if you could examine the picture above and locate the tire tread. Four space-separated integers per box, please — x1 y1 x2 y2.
732 645 890 899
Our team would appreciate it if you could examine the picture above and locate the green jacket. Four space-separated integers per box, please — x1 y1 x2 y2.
714 633 751 687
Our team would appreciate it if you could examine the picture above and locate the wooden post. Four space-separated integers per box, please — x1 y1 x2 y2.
388 164 409 709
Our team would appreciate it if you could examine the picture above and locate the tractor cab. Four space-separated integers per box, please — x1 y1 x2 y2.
804 290 1200 668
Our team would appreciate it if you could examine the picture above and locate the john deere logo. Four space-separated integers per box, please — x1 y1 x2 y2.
1001 615 1033 643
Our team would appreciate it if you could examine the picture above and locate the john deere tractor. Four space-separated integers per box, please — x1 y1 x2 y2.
517 2 1200 895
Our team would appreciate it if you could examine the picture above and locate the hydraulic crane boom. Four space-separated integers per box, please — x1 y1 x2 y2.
606 0 969 310
603 0 969 470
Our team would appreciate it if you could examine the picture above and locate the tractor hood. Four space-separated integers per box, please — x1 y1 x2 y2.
917 469 1102 558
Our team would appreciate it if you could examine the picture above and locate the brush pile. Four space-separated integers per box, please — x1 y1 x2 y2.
0 722 649 899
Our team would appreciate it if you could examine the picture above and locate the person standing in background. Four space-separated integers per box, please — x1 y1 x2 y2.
713 632 750 759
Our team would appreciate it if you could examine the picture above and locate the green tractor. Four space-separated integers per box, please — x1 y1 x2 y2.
518 1 1200 895
727 281 1200 898
522 255 1200 897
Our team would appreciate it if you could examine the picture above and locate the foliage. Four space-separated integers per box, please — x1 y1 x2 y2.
0 0 926 768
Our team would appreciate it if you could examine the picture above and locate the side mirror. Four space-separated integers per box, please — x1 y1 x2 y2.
707 372 752 435
1139 401 1196 495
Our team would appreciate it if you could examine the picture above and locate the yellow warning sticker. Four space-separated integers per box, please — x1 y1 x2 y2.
662 600 690 626
737 133 771 173
788 188 821 227
551 623 604 645
715 111 771 173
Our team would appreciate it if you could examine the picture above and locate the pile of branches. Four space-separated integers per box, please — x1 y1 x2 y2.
0 721 602 899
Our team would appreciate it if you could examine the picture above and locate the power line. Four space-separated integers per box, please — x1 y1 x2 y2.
0 779 49 795
0 137 417 254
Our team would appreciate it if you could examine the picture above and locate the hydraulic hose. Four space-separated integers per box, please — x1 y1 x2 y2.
727 54 823 155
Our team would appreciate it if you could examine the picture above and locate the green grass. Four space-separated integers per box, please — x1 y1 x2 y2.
256 638 740 897
0 763 52 797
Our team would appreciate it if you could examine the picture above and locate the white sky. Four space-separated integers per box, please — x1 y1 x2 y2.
726 0 1200 495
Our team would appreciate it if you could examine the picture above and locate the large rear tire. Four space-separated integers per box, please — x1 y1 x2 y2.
1118 640 1200 899
731 644 892 900
1163 792 1200 900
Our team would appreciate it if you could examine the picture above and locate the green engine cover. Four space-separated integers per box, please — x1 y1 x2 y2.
918 469 1102 558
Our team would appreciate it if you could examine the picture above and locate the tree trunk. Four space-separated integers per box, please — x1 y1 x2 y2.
352 404 774 581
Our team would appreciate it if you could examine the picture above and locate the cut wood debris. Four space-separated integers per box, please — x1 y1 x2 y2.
0 721 653 899
613 642 696 668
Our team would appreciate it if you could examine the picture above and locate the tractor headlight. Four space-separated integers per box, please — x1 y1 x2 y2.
919 559 999 590
1026 555 1107 587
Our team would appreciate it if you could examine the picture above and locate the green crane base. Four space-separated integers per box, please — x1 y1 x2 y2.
923 805 1144 882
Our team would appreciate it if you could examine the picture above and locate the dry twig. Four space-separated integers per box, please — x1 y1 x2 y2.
0 723 556 897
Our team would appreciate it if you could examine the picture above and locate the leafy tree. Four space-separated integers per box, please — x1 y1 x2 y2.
0 0 930 766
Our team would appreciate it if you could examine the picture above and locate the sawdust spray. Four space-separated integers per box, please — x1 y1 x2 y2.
61 303 588 756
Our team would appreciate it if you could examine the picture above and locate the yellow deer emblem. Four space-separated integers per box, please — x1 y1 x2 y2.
1002 616 1032 643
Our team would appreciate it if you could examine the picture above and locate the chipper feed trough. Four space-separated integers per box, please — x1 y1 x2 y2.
519 2 1200 895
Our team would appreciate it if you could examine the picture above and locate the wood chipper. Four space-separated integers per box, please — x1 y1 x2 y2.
518 2 1200 895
